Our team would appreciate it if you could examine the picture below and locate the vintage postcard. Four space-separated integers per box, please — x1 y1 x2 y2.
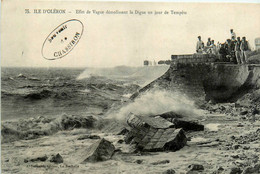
1 0 260 173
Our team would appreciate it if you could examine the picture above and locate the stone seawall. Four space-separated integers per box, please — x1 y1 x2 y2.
131 62 260 103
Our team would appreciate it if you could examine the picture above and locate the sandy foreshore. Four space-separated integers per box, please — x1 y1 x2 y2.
2 108 260 174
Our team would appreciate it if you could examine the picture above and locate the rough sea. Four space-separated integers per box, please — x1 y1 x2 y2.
1 66 169 121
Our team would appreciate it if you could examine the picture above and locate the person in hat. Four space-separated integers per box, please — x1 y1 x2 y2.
196 36 204 53
230 29 236 41
240 36 250 64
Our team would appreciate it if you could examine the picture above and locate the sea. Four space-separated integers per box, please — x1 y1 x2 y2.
1 66 169 121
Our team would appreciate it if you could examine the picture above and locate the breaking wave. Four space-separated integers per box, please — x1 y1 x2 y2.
77 66 169 86
107 89 204 120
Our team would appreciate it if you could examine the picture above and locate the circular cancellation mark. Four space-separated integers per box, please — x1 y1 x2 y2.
41 19 84 60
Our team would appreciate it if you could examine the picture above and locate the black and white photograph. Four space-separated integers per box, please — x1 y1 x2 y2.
1 0 260 173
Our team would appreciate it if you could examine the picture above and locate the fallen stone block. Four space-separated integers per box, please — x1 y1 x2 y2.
78 138 115 163
127 112 174 129
158 111 204 131
125 113 187 152
101 119 130 135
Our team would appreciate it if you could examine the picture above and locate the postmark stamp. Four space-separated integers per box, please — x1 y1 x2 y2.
41 19 84 60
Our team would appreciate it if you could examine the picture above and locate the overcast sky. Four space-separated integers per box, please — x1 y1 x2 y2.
1 1 260 67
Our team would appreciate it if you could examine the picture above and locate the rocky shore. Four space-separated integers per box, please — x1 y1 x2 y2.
2 96 260 174
2 56 260 173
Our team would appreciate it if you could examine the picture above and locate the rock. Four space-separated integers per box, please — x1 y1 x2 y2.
186 171 199 174
77 134 101 140
162 169 176 174
212 166 225 174
243 163 260 174
228 167 242 174
158 111 204 131
125 113 187 152
252 108 260 115
188 164 204 171
242 146 250 150
237 123 244 127
231 154 240 159
49 153 63 164
117 139 124 144
117 128 129 135
151 160 170 165
232 144 240 150
78 138 115 163
1 126 23 143
135 159 143 164
240 110 248 115
60 115 97 130
24 155 48 163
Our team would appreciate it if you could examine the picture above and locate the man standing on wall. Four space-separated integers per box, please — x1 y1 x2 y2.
207 38 211 46
196 36 204 53
230 29 236 40
240 37 250 64
235 37 241 64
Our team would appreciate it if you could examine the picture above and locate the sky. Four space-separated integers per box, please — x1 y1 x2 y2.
1 0 260 67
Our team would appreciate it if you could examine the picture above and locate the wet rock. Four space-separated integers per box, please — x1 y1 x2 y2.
188 164 204 171
49 153 63 164
60 115 97 130
1 125 23 143
158 111 204 131
228 167 243 174
151 160 170 165
24 89 52 100
24 155 48 163
162 169 176 174
125 113 187 152
78 138 115 163
77 134 100 140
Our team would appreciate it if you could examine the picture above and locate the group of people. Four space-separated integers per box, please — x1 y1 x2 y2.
196 29 251 64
